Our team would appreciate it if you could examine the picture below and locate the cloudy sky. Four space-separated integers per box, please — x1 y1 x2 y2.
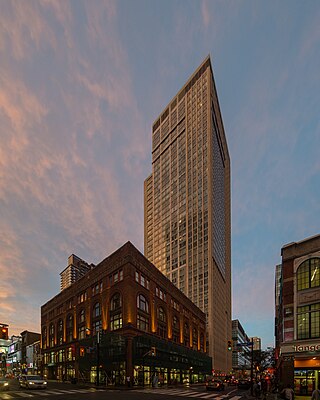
1 0 319 348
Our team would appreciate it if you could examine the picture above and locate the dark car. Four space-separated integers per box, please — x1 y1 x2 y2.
0 378 9 391
238 379 251 390
206 379 225 391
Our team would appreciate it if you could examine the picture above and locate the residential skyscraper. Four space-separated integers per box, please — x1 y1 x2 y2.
144 56 231 372
60 254 92 291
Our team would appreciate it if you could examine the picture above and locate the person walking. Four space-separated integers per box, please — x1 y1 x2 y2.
281 384 294 400
311 384 320 400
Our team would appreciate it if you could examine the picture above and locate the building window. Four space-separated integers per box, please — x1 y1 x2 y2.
92 282 102 296
93 303 101 318
297 303 320 339
57 319 63 345
137 294 149 313
92 320 102 336
157 307 167 338
155 287 167 301
110 313 122 331
297 258 320 291
135 271 150 289
184 322 190 346
109 269 123 285
137 314 149 332
78 325 86 340
42 327 47 349
200 333 204 352
66 314 73 342
110 293 122 331
193 327 198 349
49 323 54 347
79 309 85 324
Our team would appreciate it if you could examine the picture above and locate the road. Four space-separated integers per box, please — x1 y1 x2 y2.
0 381 251 400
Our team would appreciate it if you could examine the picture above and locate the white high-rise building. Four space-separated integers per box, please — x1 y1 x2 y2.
144 56 231 372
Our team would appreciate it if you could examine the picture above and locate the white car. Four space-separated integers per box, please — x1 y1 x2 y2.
19 375 48 389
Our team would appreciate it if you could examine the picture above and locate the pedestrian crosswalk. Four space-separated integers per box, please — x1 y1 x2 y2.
134 388 243 400
0 387 98 399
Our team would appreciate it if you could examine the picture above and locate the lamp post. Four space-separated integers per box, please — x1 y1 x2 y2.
86 328 101 387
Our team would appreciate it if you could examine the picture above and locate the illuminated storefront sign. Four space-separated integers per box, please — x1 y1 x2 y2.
293 344 320 352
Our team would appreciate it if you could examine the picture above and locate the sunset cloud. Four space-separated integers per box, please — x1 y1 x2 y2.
0 1 319 347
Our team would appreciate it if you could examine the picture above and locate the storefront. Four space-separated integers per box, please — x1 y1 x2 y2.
279 342 320 396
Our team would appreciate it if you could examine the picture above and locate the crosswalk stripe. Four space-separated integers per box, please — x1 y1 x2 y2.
229 396 242 400
14 393 34 397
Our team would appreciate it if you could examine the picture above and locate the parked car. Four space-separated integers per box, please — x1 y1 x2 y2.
19 375 48 389
206 378 225 391
238 379 251 390
0 378 9 391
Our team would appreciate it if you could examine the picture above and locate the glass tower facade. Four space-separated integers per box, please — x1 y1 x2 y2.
144 56 231 372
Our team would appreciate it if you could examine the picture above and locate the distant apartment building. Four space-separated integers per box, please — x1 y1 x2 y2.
60 254 93 291
144 56 231 372
41 242 211 385
275 234 320 396
251 337 261 351
232 320 251 373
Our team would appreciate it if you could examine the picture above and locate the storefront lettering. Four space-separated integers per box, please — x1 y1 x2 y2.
293 344 320 352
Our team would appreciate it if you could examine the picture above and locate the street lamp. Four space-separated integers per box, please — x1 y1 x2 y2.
86 328 101 387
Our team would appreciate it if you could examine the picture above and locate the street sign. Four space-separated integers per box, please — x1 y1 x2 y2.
236 342 253 347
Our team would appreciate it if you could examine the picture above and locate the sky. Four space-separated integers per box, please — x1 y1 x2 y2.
0 0 319 349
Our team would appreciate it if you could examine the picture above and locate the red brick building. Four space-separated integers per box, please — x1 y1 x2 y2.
275 234 320 395
41 242 211 385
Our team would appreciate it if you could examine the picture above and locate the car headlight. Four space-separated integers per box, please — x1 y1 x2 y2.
29 382 35 385
4 382 9 386
44 381 47 385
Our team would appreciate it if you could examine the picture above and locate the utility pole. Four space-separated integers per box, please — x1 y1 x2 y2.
250 341 254 396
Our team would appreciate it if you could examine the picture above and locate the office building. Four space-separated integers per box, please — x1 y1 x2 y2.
144 56 231 371
275 234 320 395
41 242 211 385
232 320 251 375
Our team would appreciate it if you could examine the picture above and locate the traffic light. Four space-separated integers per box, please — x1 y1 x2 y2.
151 346 156 356
79 347 85 357
1 327 8 340
227 340 232 351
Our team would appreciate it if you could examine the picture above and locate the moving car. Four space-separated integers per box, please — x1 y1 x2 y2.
0 378 9 391
19 375 48 389
206 378 225 391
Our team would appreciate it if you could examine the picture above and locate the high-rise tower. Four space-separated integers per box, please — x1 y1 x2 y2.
144 56 231 371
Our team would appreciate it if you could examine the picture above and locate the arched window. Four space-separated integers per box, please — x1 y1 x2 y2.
137 294 149 313
193 327 198 350
172 315 180 343
110 293 122 311
110 293 122 331
200 333 204 352
66 314 73 342
158 307 166 323
49 323 55 347
78 325 86 340
137 294 149 332
57 319 63 345
79 309 85 324
157 307 167 338
93 302 101 318
184 321 190 347
297 258 320 290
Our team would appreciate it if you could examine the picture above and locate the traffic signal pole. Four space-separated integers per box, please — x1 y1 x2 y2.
96 331 100 387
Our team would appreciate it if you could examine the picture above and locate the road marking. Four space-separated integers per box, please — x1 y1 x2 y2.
13 393 34 397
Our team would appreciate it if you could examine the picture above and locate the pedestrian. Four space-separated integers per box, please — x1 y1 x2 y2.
126 376 131 387
281 384 294 400
311 384 320 400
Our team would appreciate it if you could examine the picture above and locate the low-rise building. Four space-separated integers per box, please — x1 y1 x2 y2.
41 242 212 385
275 234 320 395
